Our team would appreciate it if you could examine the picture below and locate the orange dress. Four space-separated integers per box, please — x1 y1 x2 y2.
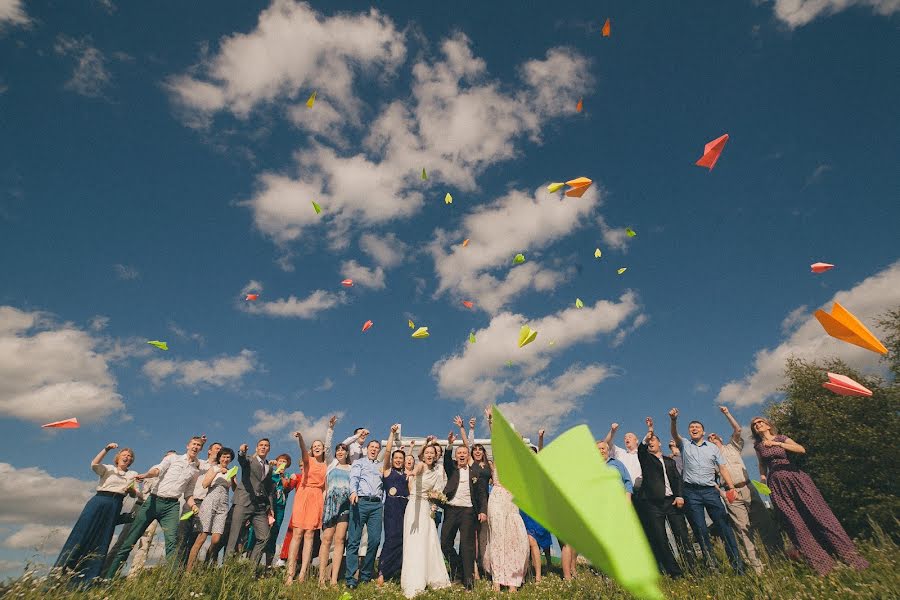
290 458 327 529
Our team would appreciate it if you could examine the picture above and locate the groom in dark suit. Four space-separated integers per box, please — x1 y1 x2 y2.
226 438 275 566
441 432 488 589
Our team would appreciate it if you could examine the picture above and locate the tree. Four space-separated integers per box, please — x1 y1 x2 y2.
766 308 900 541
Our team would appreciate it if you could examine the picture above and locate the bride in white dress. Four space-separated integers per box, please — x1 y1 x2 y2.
401 444 451 598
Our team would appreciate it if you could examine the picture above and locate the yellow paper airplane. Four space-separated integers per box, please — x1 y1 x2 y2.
518 325 538 348
565 177 593 198
576 298 584 308
617 268 627 275
412 326 430 339
306 91 316 108
594 248 602 258
814 302 887 354
547 182 565 193
445 193 453 204
421 168 427 180
147 340 168 351
469 331 476 344
625 227 636 237
408 319 415 329
513 253 526 264
312 201 322 215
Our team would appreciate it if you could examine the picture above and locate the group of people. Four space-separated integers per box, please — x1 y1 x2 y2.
53 405 869 596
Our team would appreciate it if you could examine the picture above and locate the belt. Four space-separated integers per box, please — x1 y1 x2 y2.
150 494 179 502
357 495 382 502
733 481 749 489
683 482 715 489
96 491 125 498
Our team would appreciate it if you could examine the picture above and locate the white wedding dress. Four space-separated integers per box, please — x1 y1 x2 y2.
401 465 451 598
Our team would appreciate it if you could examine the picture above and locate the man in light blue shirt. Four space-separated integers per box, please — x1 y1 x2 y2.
345 437 385 588
597 440 634 498
669 408 744 574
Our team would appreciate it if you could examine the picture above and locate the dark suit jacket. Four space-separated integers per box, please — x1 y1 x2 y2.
233 451 275 512
443 449 488 515
637 441 684 501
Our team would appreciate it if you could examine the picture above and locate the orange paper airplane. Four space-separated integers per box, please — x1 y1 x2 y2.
462 239 470 247
462 301 474 309
342 279 354 287
576 98 583 113
565 177 593 198
822 372 872 397
245 294 259 301
42 418 79 429
811 262 834 273
601 18 611 37
695 134 729 170
362 320 373 333
814 302 887 355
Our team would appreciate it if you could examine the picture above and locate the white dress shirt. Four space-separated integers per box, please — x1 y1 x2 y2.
655 454 674 497
152 453 200 500
92 464 139 493
611 443 643 489
447 466 472 508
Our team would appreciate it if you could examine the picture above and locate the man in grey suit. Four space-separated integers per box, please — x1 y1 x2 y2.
226 438 275 566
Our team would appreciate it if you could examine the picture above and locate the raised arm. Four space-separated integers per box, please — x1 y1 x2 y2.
383 424 399 472
295 431 310 466
484 407 493 433
444 432 456 475
537 429 545 452
468 417 476 444
454 416 472 451
603 423 619 446
91 443 117 468
719 406 742 440
324 415 337 458
668 408 681 447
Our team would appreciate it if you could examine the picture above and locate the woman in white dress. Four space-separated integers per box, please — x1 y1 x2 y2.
401 444 451 598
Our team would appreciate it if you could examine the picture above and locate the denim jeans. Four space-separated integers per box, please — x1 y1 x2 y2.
682 484 744 573
344 499 383 585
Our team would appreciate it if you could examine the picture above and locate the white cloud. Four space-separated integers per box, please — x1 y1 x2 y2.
0 463 96 552
143 349 257 388
315 377 334 392
717 261 900 407
0 307 125 423
166 0 405 122
430 185 601 314
597 215 633 252
54 35 111 98
168 321 205 345
340 260 385 290
360 232 406 268
433 293 642 428
772 0 900 28
249 409 342 443
238 281 345 318
0 0 29 28
89 315 110 331
113 263 140 280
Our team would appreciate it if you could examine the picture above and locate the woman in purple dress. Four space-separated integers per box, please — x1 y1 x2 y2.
751 417 868 575
377 425 408 585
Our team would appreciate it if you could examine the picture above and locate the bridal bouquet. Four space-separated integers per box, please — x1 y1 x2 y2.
426 490 448 506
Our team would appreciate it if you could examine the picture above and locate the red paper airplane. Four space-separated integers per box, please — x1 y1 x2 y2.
822 373 872 397
695 134 729 170
601 18 611 37
245 294 259 301
576 98 583 113
342 279 354 287
811 262 834 274
42 418 79 429
362 320 373 332
462 301 474 309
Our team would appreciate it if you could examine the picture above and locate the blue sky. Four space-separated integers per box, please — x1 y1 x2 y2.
1 0 898 573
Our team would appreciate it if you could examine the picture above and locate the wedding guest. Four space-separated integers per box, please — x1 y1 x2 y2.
341 428 370 464
345 431 390 589
481 407 529 592
708 406 764 573
454 415 491 580
105 436 204 578
54 443 138 584
245 451 293 567
522 443 553 583
318 440 352 586
401 444 451 597
441 431 488 590
597 440 634 498
751 417 868 575
669 408 744 574
604 423 643 490
377 424 407 585
177 441 221 565
186 447 236 572
667 441 684 474
285 430 329 584
225 438 275 567
637 418 691 578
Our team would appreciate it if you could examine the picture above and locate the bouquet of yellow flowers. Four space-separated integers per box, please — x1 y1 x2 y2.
426 490 448 506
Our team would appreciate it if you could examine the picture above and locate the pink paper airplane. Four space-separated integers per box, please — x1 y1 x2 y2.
245 294 259 301
822 372 872 397
811 262 834 273
462 301 474 309
342 279 354 287
362 320 373 332
42 417 80 429
695 134 729 170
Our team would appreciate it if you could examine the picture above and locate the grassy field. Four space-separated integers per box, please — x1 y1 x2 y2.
4 529 897 600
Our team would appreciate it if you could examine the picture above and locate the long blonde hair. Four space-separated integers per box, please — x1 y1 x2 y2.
749 417 777 444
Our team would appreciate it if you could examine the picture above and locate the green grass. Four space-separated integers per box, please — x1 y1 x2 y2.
4 530 897 600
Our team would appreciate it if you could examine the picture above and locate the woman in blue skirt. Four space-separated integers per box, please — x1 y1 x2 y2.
54 443 139 583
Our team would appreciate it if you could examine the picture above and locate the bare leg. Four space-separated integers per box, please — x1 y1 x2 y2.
528 535 542 583
284 528 303 585
330 521 349 586
298 530 315 582
186 532 208 572
318 526 335 586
